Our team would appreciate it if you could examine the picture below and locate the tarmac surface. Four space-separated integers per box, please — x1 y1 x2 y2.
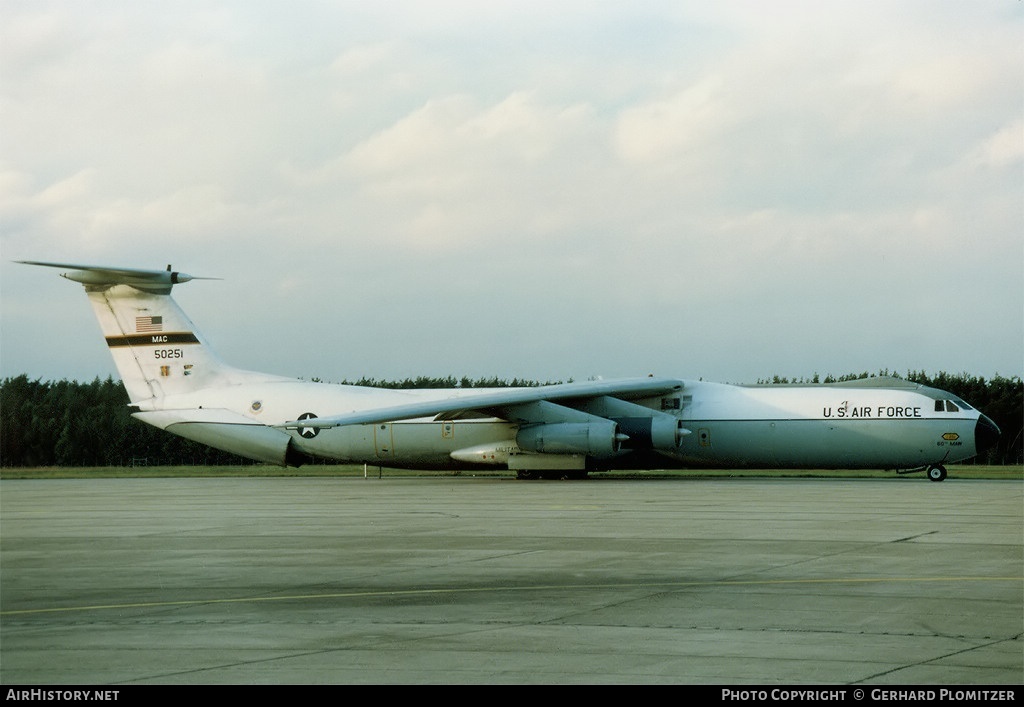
1 475 1021 685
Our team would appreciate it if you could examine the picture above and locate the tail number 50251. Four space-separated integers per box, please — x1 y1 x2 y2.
154 348 184 359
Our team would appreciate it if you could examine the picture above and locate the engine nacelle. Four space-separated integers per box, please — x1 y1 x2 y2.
516 421 624 458
616 416 684 450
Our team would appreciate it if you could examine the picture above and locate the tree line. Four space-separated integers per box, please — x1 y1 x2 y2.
1 371 1020 467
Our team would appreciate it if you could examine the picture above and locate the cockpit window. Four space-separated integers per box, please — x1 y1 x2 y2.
934 400 944 413
945 400 959 413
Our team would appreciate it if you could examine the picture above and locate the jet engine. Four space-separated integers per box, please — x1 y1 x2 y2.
615 416 686 450
516 421 627 457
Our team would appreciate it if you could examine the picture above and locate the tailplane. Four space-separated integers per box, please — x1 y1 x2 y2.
18 261 264 403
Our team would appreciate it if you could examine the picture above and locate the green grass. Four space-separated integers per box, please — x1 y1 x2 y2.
1 464 1020 480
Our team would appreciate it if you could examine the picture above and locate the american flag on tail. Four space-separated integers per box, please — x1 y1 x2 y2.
136 316 163 333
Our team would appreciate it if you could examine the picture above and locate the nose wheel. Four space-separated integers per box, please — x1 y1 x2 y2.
927 464 947 482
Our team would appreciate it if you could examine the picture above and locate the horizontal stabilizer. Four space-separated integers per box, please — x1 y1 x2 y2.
17 261 218 294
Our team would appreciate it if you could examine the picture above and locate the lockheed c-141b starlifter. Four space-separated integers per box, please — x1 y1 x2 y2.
20 261 1000 481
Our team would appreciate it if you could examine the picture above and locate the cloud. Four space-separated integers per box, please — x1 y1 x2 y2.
1 2 1020 385
971 118 1024 169
614 76 735 165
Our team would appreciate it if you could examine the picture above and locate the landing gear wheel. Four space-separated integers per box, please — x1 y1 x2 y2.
927 464 947 482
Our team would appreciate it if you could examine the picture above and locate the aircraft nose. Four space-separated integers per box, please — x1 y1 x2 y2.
975 414 1000 455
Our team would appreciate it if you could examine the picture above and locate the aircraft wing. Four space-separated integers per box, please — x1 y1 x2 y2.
280 376 683 429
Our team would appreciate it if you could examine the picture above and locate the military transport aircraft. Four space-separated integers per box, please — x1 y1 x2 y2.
20 261 1000 481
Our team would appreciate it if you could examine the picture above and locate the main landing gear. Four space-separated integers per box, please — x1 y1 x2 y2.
897 463 948 481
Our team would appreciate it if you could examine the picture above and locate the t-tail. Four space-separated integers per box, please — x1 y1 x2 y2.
17 261 274 403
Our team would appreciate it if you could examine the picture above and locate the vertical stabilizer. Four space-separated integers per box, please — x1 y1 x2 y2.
86 283 232 402
18 262 265 404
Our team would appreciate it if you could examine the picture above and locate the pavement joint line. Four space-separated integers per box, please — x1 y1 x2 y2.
3 575 1021 616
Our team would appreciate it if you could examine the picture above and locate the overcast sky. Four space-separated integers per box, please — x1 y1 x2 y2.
2 1 1021 388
